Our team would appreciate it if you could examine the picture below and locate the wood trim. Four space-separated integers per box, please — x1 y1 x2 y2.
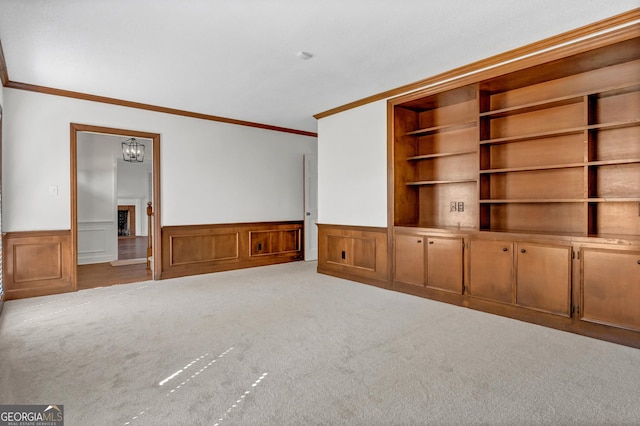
70 123 162 283
317 224 389 288
117 205 136 238
161 221 304 279
0 31 315 137
316 223 387 234
4 80 317 138
0 38 8 86
314 8 640 119
3 230 73 299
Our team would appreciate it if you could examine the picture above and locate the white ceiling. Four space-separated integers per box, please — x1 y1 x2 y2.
0 1 637 134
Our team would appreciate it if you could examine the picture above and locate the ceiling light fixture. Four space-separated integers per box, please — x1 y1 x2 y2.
121 138 145 162
296 51 313 60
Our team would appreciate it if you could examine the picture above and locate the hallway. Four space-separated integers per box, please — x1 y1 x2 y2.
77 237 152 290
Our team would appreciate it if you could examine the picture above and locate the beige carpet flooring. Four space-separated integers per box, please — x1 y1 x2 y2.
1 261 639 425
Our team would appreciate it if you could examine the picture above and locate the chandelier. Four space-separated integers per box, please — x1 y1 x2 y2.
121 138 145 162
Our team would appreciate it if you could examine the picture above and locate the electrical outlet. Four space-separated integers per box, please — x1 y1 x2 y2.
458 201 464 212
450 201 457 212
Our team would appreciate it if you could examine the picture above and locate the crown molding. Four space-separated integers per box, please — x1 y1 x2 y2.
314 8 640 120
0 40 317 138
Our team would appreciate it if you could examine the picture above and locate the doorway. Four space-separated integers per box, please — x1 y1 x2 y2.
71 124 161 290
304 154 318 261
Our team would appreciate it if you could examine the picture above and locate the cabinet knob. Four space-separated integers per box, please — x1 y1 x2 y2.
417 240 422 243
637 260 640 265
521 249 526 254
502 247 508 252
429 241 434 245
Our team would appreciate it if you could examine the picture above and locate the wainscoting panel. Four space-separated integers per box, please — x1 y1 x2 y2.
161 221 303 279
317 224 388 288
170 233 239 265
77 221 118 264
3 230 73 299
250 229 301 256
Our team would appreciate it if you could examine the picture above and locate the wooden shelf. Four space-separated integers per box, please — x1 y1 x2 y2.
481 198 640 203
479 120 639 145
480 127 585 145
588 158 640 166
480 163 585 174
587 198 640 202
407 179 477 186
480 96 583 118
405 121 476 136
408 150 477 161
480 81 640 118
480 199 585 203
587 120 640 131
590 81 640 99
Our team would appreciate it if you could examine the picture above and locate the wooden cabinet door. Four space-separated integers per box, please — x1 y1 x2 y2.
582 248 640 332
469 239 514 304
426 237 463 294
394 234 425 286
515 242 571 316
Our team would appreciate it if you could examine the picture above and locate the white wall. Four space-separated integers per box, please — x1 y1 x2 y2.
317 100 388 227
77 132 119 264
2 88 317 232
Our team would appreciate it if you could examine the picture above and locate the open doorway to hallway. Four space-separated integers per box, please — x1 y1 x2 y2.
71 125 161 290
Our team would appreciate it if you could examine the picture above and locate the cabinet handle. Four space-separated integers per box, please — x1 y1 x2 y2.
637 260 640 265
429 241 434 245
417 240 422 243
502 247 508 252
521 249 526 254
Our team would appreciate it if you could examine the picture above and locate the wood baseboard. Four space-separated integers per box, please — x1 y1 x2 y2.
317 265 388 289
3 230 74 300
160 221 304 279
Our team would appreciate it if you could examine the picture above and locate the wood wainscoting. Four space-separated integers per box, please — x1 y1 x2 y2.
3 230 73 299
317 224 388 288
161 221 304 279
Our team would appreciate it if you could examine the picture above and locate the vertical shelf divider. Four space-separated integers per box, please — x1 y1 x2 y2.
583 95 592 236
478 88 491 231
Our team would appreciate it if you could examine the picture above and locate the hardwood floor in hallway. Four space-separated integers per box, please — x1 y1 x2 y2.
77 237 152 290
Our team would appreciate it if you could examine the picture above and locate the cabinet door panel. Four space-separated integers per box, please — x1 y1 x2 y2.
582 248 640 332
395 234 425 286
469 239 513 303
327 235 349 265
516 243 571 316
427 237 463 294
352 237 376 270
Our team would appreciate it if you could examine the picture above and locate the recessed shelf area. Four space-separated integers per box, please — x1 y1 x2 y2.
479 81 640 117
392 37 639 238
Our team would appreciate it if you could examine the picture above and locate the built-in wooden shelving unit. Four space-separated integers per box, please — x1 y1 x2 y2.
387 32 640 348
